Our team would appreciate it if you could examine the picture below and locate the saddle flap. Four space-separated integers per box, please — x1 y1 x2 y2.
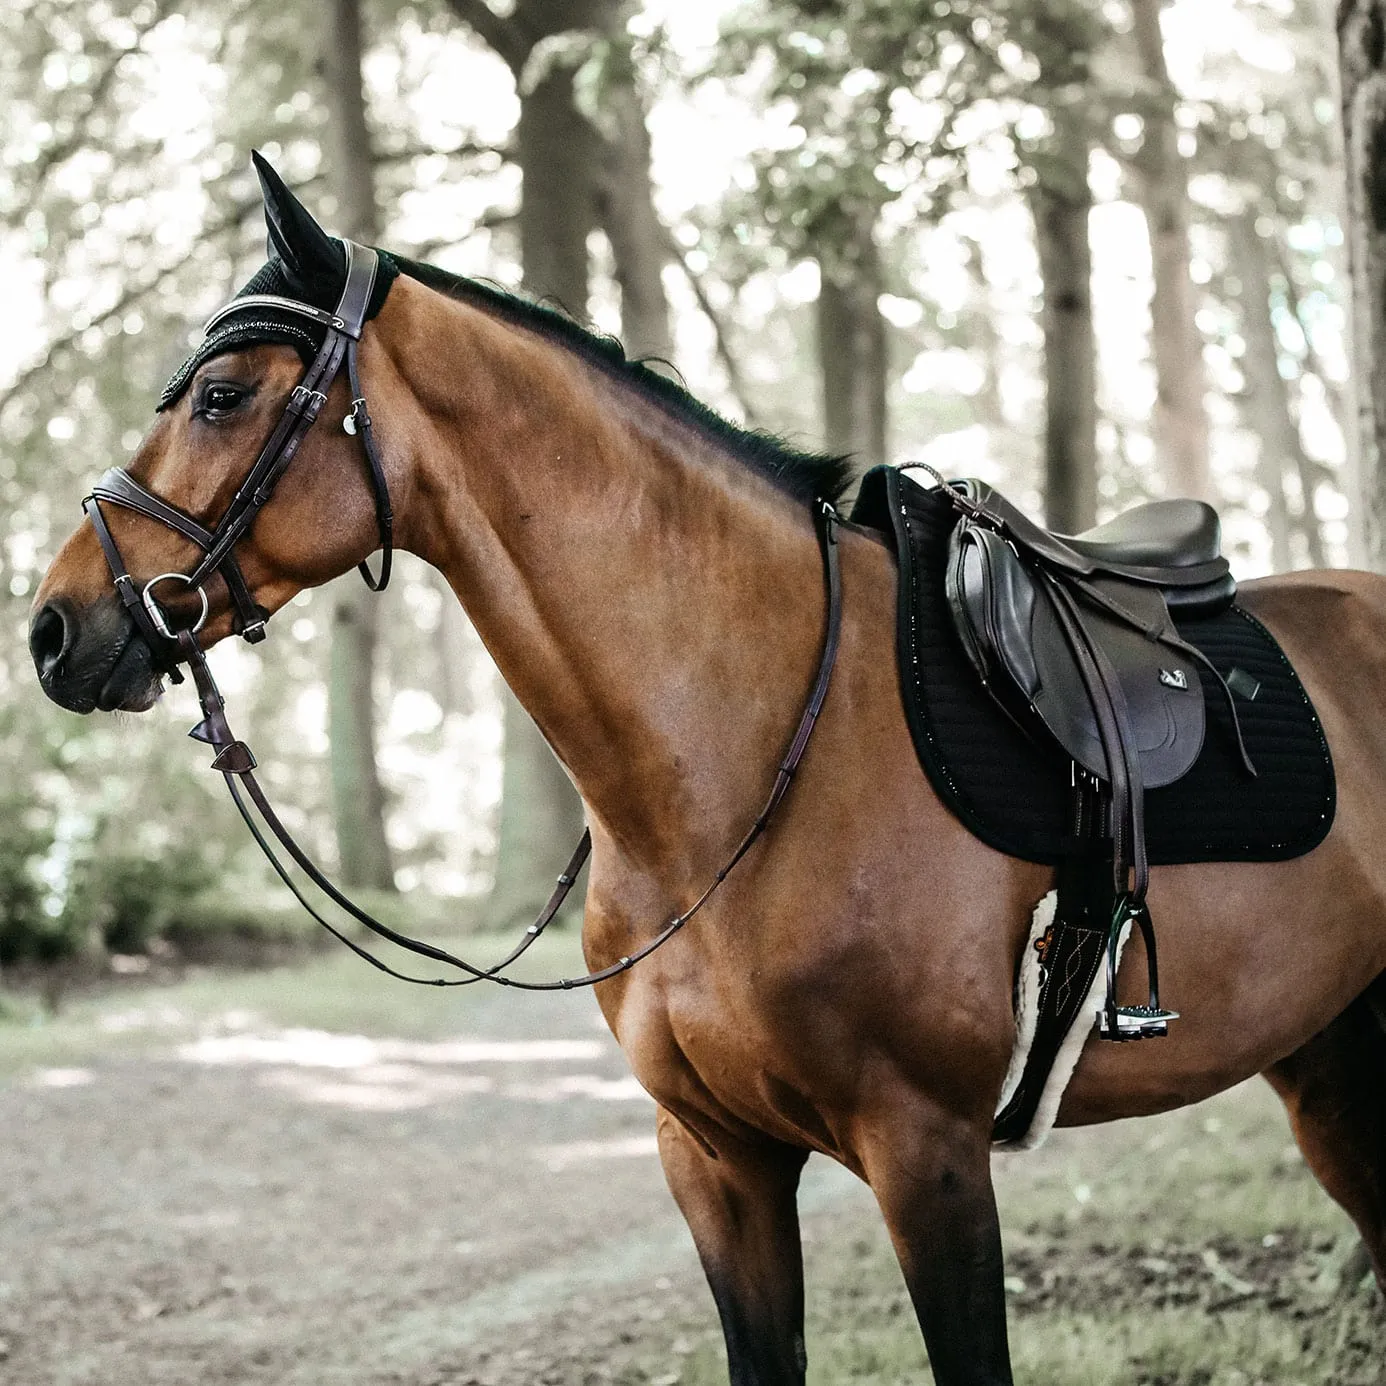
946 516 1205 789
1029 579 1204 788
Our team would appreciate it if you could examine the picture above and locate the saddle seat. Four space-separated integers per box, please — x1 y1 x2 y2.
938 477 1236 617
1066 498 1221 571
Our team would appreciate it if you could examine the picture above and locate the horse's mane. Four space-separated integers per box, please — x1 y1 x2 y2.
392 256 855 510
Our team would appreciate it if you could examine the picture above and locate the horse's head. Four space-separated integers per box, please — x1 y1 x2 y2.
30 155 400 713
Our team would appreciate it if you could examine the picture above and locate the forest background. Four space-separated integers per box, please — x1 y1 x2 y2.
0 0 1362 977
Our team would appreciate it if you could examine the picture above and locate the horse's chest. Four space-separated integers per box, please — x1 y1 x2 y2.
606 967 850 1158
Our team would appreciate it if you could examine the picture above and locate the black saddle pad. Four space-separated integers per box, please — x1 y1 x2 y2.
851 467 1335 866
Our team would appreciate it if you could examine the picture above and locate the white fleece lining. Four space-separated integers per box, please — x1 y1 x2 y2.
993 892 1131 1152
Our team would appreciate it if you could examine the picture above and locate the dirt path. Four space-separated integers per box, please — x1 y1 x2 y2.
0 984 728 1385
1 964 1380 1385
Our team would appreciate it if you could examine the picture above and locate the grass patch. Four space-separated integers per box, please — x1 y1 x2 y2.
610 1085 1382 1385
0 920 590 1079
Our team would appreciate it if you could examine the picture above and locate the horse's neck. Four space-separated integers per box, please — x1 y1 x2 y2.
387 283 826 873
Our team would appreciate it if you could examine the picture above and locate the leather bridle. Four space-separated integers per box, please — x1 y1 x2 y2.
85 239 393 676
80 241 844 989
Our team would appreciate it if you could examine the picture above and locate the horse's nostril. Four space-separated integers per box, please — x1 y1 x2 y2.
29 603 72 682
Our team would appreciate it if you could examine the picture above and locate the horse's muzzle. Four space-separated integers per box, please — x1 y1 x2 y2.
30 594 162 713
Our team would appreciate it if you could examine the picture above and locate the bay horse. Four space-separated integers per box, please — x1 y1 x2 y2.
29 162 1386 1384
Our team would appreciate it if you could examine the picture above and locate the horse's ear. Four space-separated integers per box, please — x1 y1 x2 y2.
251 150 343 293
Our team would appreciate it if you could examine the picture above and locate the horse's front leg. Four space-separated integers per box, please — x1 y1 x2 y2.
861 1102 1013 1386
656 1107 809 1386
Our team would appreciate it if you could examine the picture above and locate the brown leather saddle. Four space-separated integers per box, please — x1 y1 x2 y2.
926 469 1254 1040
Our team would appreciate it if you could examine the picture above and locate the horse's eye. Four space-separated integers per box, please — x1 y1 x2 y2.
198 382 248 419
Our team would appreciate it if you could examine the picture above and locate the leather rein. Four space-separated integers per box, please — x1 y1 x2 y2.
82 239 845 990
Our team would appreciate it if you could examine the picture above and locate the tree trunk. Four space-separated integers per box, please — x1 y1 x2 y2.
816 203 887 470
1228 214 1315 573
1338 0 1386 567
444 0 609 930
1032 144 1098 534
961 233 1007 433
1130 0 1213 503
516 48 602 320
596 77 674 362
321 0 395 889
1272 243 1332 567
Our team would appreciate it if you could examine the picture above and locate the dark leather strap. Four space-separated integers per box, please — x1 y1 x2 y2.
85 240 392 662
90 469 267 640
1043 575 1148 900
92 467 216 548
346 337 393 591
172 503 842 990
185 243 382 591
84 494 185 681
186 329 350 584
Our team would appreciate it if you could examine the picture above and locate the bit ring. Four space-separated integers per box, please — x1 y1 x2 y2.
141 572 209 641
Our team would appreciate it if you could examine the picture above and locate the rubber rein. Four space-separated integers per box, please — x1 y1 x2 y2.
81 239 845 990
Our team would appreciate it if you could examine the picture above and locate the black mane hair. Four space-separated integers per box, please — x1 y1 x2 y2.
391 255 855 509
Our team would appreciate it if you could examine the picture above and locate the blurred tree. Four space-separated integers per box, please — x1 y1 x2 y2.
818 200 887 469
1338 0 1386 567
441 0 675 928
593 3 675 361
1186 0 1342 567
1020 3 1107 531
0 1 509 957
1227 214 1298 572
1128 0 1212 502
712 0 1116 500
0 2 327 961
707 2 995 472
321 0 397 891
1032 132 1097 533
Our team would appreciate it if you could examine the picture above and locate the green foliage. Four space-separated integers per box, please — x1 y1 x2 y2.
0 791 70 965
61 845 215 955
707 0 1111 262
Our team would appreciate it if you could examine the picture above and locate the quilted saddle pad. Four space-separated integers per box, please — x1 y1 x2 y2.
850 466 1335 866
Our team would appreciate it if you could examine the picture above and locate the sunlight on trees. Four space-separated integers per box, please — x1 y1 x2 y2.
0 0 1356 968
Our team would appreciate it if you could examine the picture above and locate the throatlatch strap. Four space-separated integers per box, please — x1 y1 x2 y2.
347 338 393 591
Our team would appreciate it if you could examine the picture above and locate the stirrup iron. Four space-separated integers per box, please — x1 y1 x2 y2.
1100 896 1179 1042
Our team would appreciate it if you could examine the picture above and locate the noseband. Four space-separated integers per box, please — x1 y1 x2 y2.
79 243 844 990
